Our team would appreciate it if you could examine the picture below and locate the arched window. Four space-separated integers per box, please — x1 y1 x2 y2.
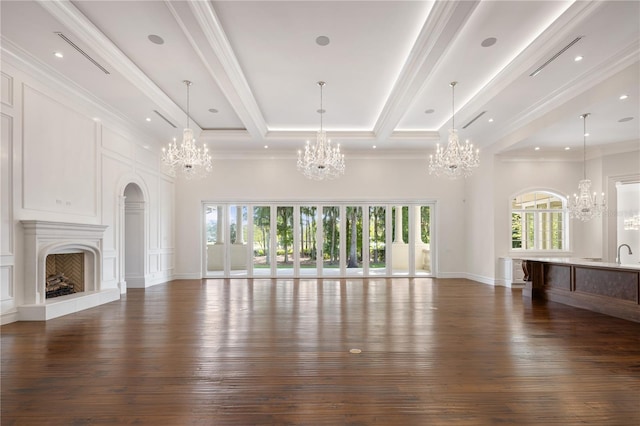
511 191 568 251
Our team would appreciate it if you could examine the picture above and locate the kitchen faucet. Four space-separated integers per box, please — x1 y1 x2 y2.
616 244 632 264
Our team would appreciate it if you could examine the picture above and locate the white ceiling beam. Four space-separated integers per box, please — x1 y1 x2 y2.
452 1 605 144
492 58 640 154
181 0 268 140
35 0 198 134
373 0 480 142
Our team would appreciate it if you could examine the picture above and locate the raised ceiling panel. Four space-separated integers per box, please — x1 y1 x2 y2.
212 1 433 131
71 0 245 131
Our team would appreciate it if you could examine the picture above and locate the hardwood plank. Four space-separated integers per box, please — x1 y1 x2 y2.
2 278 640 425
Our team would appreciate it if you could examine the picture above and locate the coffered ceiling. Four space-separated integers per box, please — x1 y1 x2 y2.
1 1 638 158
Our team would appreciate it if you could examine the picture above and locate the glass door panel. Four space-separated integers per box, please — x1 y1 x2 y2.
276 206 294 276
369 206 386 275
322 206 340 276
391 205 409 276
416 205 432 276
205 204 225 276
299 206 318 276
346 206 363 276
229 205 248 276
253 206 271 276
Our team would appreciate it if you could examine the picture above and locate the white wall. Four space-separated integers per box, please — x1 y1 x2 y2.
616 182 640 264
174 155 467 279
0 50 174 324
464 146 640 286
603 150 640 262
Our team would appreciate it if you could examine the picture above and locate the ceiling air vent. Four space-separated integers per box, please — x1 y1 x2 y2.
529 36 583 77
462 111 486 129
55 32 110 75
153 110 177 128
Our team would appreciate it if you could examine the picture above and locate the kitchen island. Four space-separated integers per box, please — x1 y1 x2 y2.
522 258 640 323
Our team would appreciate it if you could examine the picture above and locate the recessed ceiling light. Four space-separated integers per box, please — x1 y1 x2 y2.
481 37 497 47
372 145 377 149
145 117 151 122
534 147 540 151
584 132 590 137
264 145 268 149
208 108 219 113
618 116 634 123
488 118 494 123
148 34 164 45
315 35 330 46
574 55 583 62
619 94 629 100
424 109 435 114
565 147 571 150
53 51 64 58
143 145 150 149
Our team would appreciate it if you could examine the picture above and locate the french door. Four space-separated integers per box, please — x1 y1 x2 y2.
203 202 434 278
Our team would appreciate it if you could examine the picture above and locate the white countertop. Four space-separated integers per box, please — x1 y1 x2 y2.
519 257 640 271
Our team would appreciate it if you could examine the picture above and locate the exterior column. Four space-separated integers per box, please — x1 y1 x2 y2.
415 205 423 244
395 206 404 243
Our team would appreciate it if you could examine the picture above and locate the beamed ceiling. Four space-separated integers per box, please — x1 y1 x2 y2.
1 1 639 159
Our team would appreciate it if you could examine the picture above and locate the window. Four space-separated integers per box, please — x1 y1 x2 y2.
511 192 567 251
203 201 436 277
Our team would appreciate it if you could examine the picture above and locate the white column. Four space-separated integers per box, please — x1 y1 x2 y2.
117 195 127 293
235 206 244 244
395 206 404 243
414 205 423 244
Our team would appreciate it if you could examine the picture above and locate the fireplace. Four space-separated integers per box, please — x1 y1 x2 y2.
46 253 84 298
19 221 120 320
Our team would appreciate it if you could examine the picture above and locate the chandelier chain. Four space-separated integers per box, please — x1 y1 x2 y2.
582 113 588 180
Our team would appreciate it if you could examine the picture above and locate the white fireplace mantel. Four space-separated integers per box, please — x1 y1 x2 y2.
19 220 119 320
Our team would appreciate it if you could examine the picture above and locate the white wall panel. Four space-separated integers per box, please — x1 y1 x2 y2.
138 170 158 249
159 178 174 249
149 253 159 273
161 253 173 271
102 126 134 159
103 255 117 282
1 113 13 255
101 155 132 251
1 72 13 107
1 266 13 301
22 85 97 216
135 145 158 170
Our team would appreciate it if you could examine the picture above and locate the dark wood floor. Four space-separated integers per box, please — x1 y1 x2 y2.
2 278 640 425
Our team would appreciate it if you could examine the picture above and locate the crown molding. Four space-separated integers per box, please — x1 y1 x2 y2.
373 0 480 141
35 0 195 133
183 0 268 140
197 129 441 144
389 130 441 141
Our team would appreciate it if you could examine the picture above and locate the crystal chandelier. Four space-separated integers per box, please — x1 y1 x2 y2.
568 113 606 221
429 81 479 178
297 81 345 180
162 80 212 180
